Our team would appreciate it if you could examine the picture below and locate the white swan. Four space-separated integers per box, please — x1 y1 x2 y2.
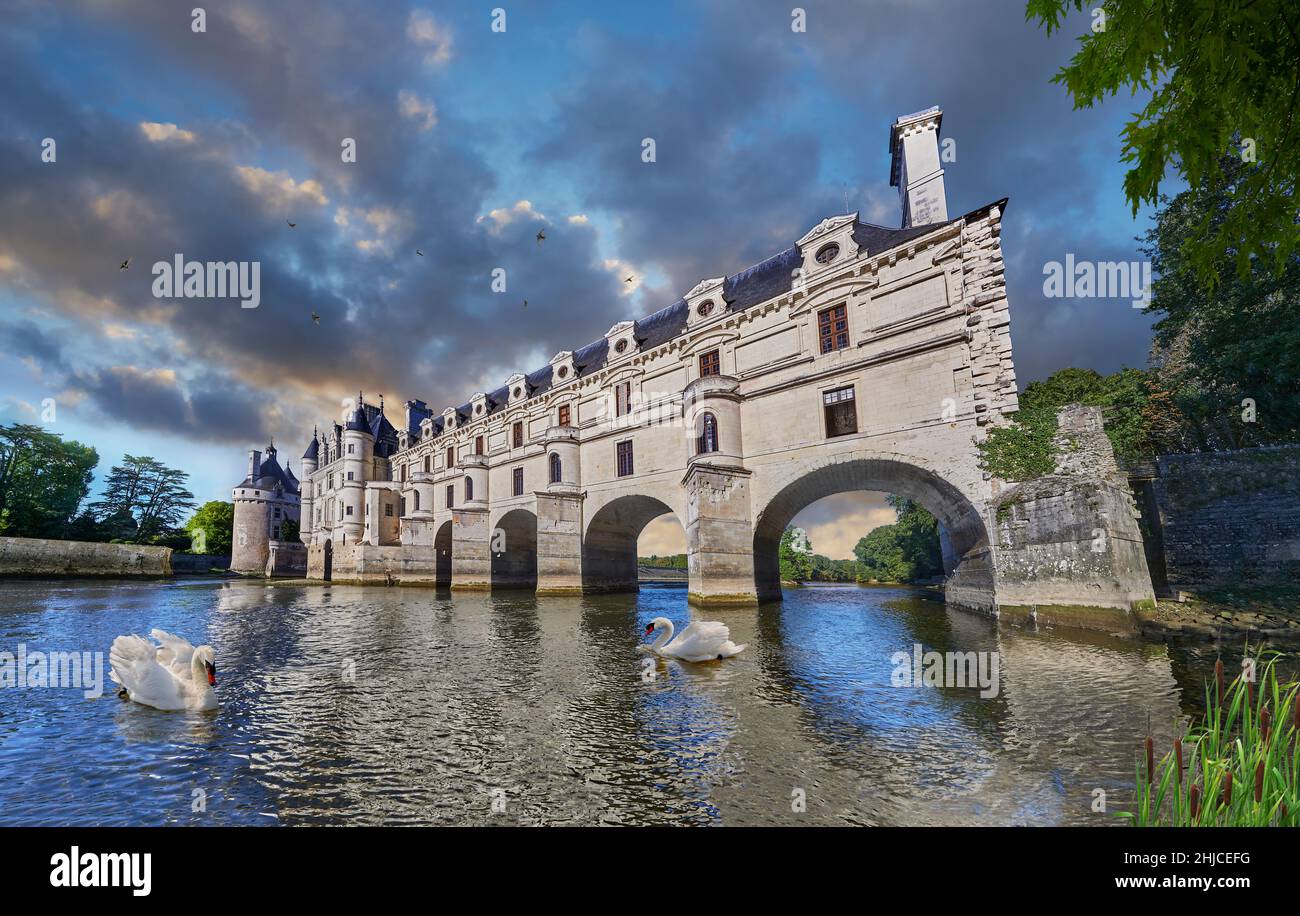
638 617 746 661
109 629 218 711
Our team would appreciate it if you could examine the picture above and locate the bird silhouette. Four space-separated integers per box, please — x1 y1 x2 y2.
286 220 296 228
416 249 424 257
624 275 634 283
535 230 546 245
311 311 320 325
119 258 131 271
522 299 528 309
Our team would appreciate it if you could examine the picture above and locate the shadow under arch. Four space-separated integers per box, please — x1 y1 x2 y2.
434 520 452 588
492 508 538 590
752 456 994 607
582 494 681 594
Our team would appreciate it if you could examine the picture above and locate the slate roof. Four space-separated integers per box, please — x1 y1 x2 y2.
236 446 300 495
396 208 991 445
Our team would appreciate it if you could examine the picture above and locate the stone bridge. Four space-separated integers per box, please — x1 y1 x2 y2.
297 108 1154 632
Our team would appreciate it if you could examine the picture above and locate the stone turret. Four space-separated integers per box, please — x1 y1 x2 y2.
231 442 301 575
890 106 948 228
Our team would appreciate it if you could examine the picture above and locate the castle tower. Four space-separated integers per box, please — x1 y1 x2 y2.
340 393 373 544
300 428 319 545
231 442 301 575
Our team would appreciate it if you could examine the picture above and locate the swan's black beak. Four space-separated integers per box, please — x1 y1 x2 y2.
644 623 654 635
205 661 216 686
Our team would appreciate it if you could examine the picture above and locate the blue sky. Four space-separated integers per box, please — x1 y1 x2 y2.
0 0 1161 557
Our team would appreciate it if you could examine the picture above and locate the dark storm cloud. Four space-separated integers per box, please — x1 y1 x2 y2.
0 0 1158 463
533 0 1156 380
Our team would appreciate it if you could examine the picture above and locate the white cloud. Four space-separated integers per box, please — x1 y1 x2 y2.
406 10 453 65
234 166 329 208
397 90 437 131
477 199 546 234
139 121 196 143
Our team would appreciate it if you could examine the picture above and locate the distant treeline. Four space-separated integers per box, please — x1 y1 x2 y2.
0 423 231 552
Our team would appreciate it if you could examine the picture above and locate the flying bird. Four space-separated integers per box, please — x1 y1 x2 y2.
522 299 528 309
119 258 131 271
416 249 424 257
286 220 296 228
624 275 635 283
311 311 320 325
535 230 546 245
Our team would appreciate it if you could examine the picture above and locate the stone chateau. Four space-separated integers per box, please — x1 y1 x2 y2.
233 106 1156 629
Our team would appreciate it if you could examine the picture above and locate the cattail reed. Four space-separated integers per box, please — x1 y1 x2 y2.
1261 707 1272 745
1247 675 1254 713
1145 734 1154 785
1174 737 1183 785
1255 761 1265 803
1215 658 1225 705
1190 783 1201 820
1221 770 1233 807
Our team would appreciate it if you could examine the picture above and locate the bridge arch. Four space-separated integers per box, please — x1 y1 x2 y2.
434 520 452 587
582 493 683 594
751 452 994 606
491 507 538 590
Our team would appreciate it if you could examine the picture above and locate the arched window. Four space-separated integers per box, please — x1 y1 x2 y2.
549 452 562 484
697 412 719 455
465 476 473 501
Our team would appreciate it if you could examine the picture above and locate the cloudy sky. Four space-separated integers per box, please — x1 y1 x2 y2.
0 0 1158 558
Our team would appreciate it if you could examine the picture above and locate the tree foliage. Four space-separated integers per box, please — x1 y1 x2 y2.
853 496 944 584
1141 156 1300 450
1027 0 1300 285
185 501 234 555
90 455 196 544
0 424 98 538
779 526 813 583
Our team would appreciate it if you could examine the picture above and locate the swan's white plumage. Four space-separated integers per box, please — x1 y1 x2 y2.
109 631 217 711
641 617 746 661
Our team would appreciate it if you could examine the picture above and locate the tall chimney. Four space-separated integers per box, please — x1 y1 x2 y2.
248 449 261 481
890 106 948 228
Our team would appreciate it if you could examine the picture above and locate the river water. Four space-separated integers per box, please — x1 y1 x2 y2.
0 578 1265 826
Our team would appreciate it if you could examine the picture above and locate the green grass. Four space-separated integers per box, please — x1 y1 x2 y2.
1125 650 1300 826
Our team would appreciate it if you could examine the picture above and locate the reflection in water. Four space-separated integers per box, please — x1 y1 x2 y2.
0 577 1218 825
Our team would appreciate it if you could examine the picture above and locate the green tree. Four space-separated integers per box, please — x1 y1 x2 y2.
0 424 98 538
90 455 196 543
853 496 943 583
185 501 234 555
1141 156 1300 450
279 517 300 543
1027 0 1300 284
779 526 813 583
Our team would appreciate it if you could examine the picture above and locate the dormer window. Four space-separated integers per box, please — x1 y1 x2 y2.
614 339 628 354
697 300 714 317
815 243 840 265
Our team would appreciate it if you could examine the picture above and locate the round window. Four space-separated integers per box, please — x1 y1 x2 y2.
512 387 521 398
615 339 628 353
475 404 483 414
697 300 714 317
815 243 839 265
557 366 569 379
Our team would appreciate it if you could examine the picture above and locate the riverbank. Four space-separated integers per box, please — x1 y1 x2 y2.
1139 584 1300 643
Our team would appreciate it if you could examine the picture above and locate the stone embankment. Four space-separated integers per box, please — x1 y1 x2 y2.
0 536 172 577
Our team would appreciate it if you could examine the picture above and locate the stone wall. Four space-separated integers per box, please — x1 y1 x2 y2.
0 537 172 577
1152 446 1300 589
991 406 1156 632
171 553 232 573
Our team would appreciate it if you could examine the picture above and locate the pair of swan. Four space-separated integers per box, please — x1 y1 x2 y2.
638 617 746 661
109 629 218 711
